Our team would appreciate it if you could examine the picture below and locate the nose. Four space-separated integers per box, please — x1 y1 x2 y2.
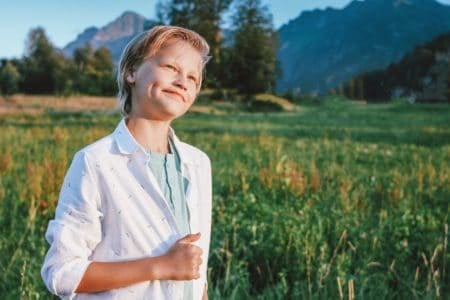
173 75 188 91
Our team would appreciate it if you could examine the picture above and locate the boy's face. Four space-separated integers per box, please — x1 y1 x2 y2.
127 40 203 122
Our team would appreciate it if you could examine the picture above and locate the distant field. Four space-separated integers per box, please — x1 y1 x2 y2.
0 93 249 116
0 98 449 299
0 95 118 115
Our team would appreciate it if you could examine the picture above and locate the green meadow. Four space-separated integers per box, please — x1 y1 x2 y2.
0 100 449 299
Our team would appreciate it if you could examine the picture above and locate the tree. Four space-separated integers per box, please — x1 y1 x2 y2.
74 44 95 73
20 27 67 94
156 0 233 87
72 45 116 95
5 28 116 96
229 0 278 95
0 60 21 95
92 47 116 95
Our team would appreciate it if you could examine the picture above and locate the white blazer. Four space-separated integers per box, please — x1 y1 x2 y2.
41 119 212 300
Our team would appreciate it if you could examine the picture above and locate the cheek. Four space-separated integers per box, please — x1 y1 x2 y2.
142 75 159 94
187 90 198 103
187 82 199 98
138 67 159 85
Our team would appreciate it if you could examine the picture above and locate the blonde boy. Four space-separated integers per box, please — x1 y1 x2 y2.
42 25 212 299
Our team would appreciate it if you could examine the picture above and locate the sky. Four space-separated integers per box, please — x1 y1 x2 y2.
1 0 449 59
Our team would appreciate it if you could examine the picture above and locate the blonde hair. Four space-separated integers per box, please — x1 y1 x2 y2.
117 25 210 116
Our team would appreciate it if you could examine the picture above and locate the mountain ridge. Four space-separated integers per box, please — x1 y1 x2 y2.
277 0 450 94
63 11 157 62
62 1 450 95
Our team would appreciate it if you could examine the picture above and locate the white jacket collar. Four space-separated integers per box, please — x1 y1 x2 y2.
113 119 196 166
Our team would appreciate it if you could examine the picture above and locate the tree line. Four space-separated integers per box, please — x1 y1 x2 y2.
0 0 278 98
0 27 116 96
336 32 450 103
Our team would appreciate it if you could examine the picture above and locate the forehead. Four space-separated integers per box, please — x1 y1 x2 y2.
153 40 203 73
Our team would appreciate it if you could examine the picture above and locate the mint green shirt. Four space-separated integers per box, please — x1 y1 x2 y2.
146 138 193 299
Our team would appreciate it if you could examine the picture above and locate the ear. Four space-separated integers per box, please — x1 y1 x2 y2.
126 70 136 84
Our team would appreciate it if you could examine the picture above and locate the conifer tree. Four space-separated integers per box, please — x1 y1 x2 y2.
20 27 67 94
156 0 233 87
229 0 278 95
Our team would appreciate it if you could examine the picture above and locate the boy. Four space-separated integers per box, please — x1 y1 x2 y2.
41 25 212 299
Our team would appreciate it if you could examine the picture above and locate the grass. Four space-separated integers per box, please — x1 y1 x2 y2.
0 97 449 299
0 94 118 115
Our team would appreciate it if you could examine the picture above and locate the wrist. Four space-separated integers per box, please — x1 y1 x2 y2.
145 255 171 280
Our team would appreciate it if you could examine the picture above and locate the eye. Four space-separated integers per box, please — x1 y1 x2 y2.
188 75 199 84
164 64 177 72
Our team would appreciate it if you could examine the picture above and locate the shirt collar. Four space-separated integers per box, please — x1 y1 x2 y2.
113 119 142 155
113 119 196 166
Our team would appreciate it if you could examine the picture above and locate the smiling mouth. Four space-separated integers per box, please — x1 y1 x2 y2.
163 90 185 102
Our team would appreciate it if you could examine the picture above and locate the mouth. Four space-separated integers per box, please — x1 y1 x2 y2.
163 89 185 102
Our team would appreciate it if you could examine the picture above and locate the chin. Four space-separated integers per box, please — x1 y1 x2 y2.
160 107 190 121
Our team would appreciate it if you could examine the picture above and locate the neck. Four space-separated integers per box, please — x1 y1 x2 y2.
126 117 171 153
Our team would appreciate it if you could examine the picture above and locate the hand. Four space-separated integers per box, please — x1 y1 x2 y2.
161 232 203 280
75 233 203 292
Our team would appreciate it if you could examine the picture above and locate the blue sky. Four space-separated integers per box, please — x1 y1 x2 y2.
1 0 449 58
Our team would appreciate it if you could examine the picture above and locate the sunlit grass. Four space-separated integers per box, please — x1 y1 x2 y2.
0 100 449 299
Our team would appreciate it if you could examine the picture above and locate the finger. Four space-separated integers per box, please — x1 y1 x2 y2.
191 245 203 256
178 232 201 244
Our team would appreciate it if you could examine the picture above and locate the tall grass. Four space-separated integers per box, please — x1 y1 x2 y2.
0 102 449 299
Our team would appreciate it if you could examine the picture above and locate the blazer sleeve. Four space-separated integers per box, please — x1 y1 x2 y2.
41 150 103 299
199 153 213 290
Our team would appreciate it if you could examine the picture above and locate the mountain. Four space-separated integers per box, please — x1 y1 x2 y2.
63 11 158 62
343 32 450 102
277 0 450 94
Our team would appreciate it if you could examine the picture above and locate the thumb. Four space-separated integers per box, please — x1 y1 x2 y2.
178 232 201 244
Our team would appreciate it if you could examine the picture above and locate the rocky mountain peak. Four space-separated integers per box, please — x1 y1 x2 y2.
63 11 156 62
